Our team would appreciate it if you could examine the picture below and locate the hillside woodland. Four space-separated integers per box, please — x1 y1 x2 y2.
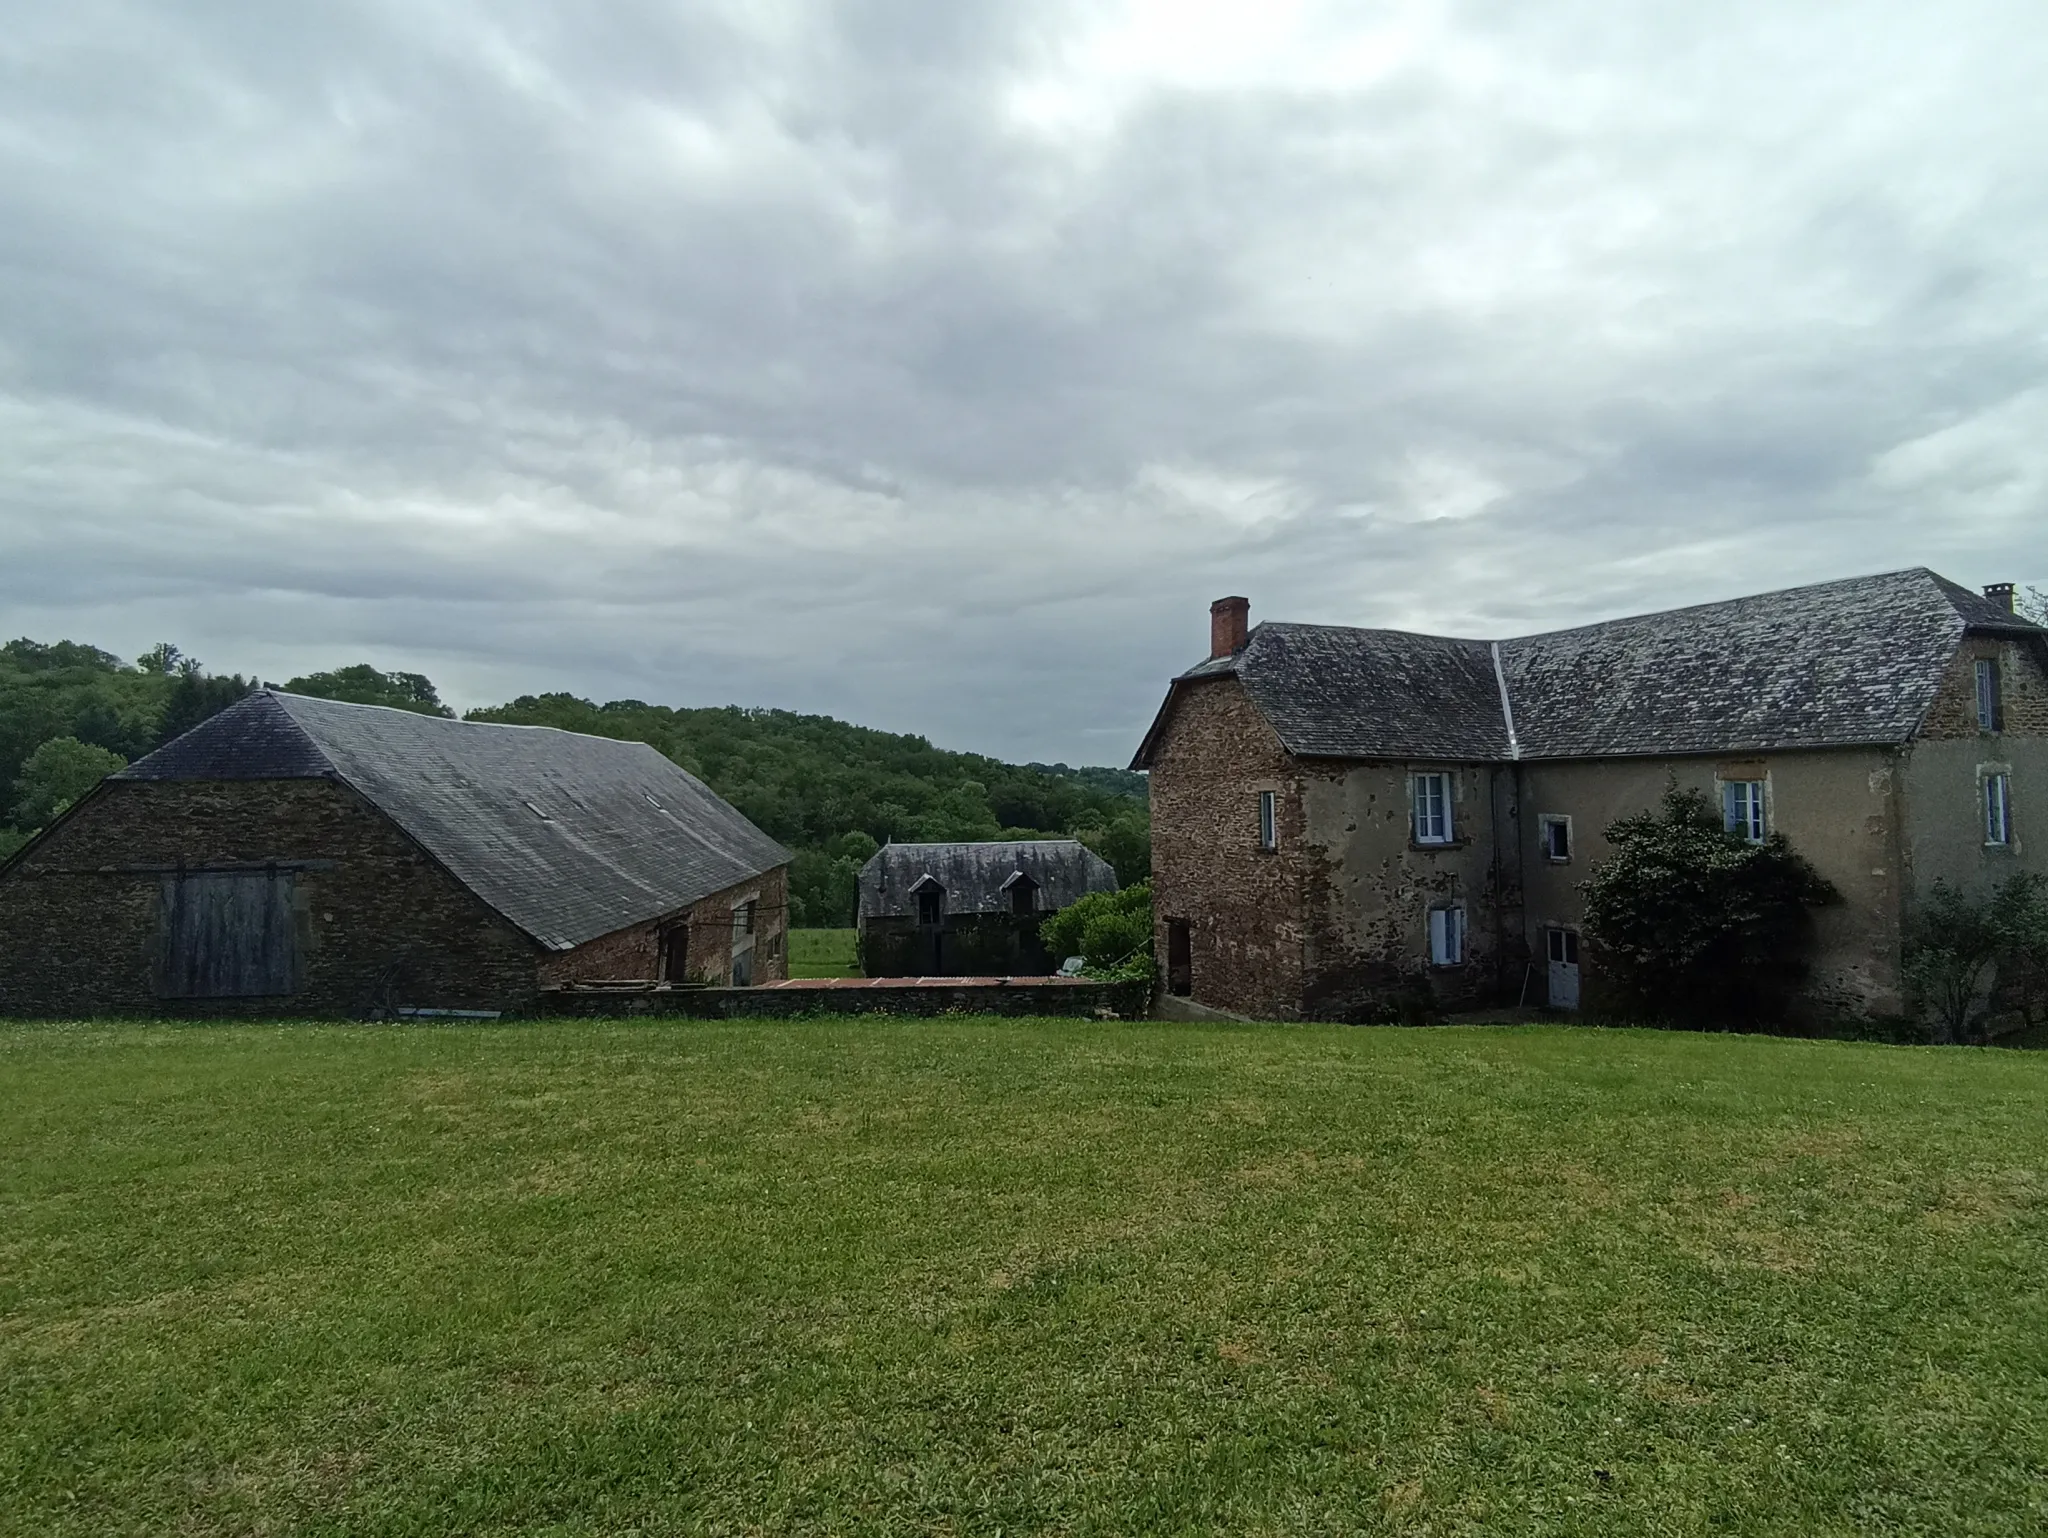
0 641 1148 925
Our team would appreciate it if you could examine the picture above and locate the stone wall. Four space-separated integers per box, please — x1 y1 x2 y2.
535 865 790 989
0 779 542 1018
543 978 1151 1020
1917 636 2048 739
1146 677 1307 1018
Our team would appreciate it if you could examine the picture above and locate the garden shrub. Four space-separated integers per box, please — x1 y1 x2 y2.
1580 784 1839 1026
1040 882 1154 982
1906 873 2048 1043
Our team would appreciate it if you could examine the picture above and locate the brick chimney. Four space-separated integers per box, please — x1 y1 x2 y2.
1984 582 2016 613
1210 596 1250 659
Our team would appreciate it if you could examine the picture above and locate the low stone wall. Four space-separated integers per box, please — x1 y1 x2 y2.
541 977 1152 1020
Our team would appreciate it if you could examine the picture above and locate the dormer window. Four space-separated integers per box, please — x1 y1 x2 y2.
1003 872 1039 915
1976 658 2004 732
913 879 945 925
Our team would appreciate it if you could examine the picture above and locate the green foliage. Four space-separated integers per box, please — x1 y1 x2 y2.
0 826 28 863
786 929 860 979
0 639 252 843
1580 784 1840 1025
470 695 1147 924
1040 881 1154 980
1905 874 2048 1043
284 665 453 716
10 736 128 829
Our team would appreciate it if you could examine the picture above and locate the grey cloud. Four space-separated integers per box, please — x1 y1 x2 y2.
2 0 2044 762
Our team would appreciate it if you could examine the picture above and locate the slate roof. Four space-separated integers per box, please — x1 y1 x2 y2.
1134 568 2046 767
858 840 1119 923
117 691 790 950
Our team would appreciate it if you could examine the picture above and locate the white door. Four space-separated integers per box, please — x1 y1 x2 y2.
1546 928 1581 1010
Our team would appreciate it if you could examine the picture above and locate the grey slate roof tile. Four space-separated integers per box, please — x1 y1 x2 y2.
118 692 791 950
858 840 1118 922
1135 568 2045 766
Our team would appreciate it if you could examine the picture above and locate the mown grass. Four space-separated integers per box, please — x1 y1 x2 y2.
3 1018 2046 1536
788 927 860 978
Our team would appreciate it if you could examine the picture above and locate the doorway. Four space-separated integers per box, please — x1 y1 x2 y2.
1166 919 1192 997
1546 927 1581 1010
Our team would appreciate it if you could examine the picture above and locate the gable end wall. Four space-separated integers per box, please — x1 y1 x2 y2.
0 779 542 1018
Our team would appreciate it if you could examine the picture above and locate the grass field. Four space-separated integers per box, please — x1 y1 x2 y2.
788 926 860 978
4 1018 2047 1535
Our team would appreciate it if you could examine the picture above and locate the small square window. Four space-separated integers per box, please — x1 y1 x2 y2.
1428 905 1466 966
1539 815 1571 863
1722 780 1766 842
1258 790 1277 851
1976 659 2004 732
1413 772 1454 845
1985 773 2012 846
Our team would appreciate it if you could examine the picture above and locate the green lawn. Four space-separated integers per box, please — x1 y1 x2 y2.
3 1019 2047 1536
788 926 860 978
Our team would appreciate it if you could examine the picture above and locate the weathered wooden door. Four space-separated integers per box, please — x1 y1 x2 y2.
158 870 299 998
1546 927 1580 1010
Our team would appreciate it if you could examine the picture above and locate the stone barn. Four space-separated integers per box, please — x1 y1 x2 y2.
856 839 1119 976
0 690 791 1017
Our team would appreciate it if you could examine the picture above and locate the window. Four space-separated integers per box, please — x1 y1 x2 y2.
1413 772 1453 845
738 900 757 935
1985 773 2012 846
1722 780 1766 842
1539 815 1572 863
1546 928 1580 966
1428 904 1466 966
1258 790 1277 850
916 887 944 925
1976 659 2004 732
1008 876 1037 916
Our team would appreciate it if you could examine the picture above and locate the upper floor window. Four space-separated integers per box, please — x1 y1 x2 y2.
737 900 757 935
1976 658 2004 732
1985 773 2012 846
1539 814 1572 863
916 886 944 925
1258 790 1277 851
1722 780 1766 843
1413 772 1453 845
1428 904 1466 966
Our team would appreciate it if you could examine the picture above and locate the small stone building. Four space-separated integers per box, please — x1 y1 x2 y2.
856 839 1119 976
1133 570 2048 1024
0 690 791 1017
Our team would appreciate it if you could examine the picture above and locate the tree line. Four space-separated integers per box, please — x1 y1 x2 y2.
0 641 1148 925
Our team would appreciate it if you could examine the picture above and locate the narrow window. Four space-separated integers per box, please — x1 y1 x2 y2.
1721 780 1766 842
1008 876 1037 915
1976 659 2003 732
917 887 944 925
738 900 757 935
1985 773 2012 846
1428 904 1466 966
1258 790 1277 851
1413 772 1453 845
1539 815 1571 863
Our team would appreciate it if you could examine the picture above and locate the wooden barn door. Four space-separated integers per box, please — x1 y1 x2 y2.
158 871 300 998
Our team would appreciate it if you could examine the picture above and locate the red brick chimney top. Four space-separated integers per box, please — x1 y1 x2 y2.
1210 596 1250 659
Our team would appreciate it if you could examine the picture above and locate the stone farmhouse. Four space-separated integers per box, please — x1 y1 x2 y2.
1133 570 2047 1023
857 839 1119 976
0 691 791 1017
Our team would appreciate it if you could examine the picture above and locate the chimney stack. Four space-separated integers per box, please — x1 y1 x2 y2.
1210 596 1250 659
1984 582 2016 613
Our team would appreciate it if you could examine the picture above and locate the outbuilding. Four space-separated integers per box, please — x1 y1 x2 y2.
856 839 1118 976
0 690 791 1017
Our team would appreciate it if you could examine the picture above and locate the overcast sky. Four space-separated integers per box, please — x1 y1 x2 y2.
3 1 2043 764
